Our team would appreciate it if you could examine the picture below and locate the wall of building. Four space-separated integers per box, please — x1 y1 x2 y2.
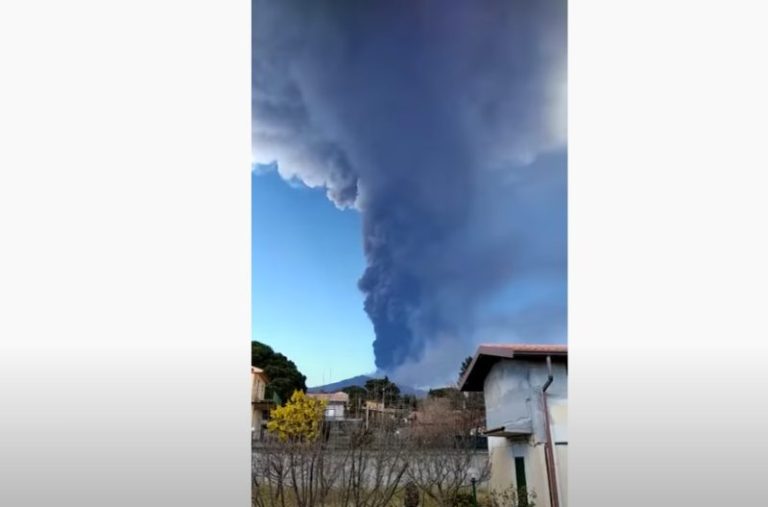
487 436 551 504
251 371 268 439
483 359 567 443
555 444 567 507
482 359 568 507
251 373 266 402
324 402 345 419
487 436 514 491
549 396 567 507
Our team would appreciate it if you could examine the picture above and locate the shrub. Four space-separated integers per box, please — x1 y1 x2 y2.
266 390 326 442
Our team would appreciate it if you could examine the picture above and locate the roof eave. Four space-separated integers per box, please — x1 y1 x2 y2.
458 344 568 392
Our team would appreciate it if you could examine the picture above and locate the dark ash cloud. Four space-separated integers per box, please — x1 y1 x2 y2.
253 0 567 385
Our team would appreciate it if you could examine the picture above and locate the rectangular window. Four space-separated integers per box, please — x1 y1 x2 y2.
514 457 528 507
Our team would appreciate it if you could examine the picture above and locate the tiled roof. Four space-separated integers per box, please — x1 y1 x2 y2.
459 343 567 392
306 391 349 403
477 343 567 354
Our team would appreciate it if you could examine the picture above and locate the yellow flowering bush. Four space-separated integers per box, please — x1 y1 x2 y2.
266 390 326 442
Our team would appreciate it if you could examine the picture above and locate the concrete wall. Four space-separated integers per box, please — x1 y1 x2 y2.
482 359 568 507
487 437 550 505
555 444 567 507
549 397 568 507
251 371 268 437
483 359 567 442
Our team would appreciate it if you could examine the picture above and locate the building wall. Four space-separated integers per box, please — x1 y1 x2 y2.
483 359 567 507
252 403 271 439
487 437 551 503
487 436 514 491
483 359 567 442
549 397 568 507
251 370 268 438
324 402 345 419
251 372 266 403
555 444 567 507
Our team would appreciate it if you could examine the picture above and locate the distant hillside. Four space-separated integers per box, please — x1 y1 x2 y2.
308 374 427 398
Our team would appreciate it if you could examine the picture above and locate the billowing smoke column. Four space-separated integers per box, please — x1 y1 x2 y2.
253 0 567 384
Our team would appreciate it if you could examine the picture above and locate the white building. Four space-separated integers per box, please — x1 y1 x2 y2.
460 344 567 507
306 391 349 420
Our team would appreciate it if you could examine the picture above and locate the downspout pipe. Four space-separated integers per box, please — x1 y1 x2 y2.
543 356 554 392
542 356 560 507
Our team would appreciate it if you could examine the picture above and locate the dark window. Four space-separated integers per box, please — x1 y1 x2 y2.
514 457 528 507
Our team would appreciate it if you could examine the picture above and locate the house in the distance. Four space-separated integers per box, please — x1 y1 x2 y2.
251 367 272 440
306 391 349 421
460 344 567 507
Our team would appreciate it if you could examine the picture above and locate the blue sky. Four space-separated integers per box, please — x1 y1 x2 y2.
252 168 375 386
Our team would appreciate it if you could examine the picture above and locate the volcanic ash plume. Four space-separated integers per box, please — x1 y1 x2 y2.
252 0 567 385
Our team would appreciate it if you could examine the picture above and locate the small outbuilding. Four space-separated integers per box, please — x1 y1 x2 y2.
306 391 350 421
459 344 567 507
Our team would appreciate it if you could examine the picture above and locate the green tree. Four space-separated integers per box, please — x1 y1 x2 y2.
428 387 460 399
252 340 307 403
428 386 470 412
341 385 367 417
364 376 401 406
400 393 418 410
267 390 326 442
456 357 485 425
458 355 473 382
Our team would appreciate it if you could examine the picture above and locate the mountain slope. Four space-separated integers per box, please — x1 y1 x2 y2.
307 374 427 398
